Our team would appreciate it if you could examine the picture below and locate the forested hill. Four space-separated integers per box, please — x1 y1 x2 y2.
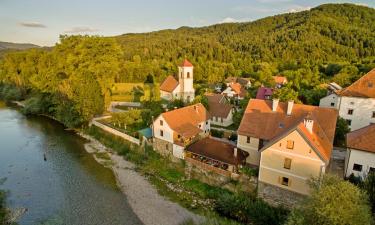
115 3 375 83
0 41 39 50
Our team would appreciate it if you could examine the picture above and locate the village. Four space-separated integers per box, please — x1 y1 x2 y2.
92 59 375 209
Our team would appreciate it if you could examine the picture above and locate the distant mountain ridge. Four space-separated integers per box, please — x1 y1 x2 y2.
0 41 39 50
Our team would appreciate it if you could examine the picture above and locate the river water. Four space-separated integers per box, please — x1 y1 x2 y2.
0 102 142 225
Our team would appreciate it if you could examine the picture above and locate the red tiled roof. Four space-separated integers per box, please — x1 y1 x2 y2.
180 59 193 67
187 137 249 165
229 83 247 97
205 93 233 118
256 87 273 99
162 103 209 135
273 76 287 84
238 99 338 162
347 124 375 153
337 68 375 98
160 75 179 93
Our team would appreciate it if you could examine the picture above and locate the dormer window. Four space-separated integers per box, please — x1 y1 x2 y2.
279 123 284 128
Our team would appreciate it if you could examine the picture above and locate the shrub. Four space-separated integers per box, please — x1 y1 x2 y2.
211 129 224 138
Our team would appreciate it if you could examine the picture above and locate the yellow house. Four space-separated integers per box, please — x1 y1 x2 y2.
237 99 338 207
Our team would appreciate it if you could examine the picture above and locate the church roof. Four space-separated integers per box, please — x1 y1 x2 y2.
337 68 375 98
180 59 193 67
160 75 179 93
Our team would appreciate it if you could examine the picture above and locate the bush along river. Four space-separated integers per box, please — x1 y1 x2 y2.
0 101 143 225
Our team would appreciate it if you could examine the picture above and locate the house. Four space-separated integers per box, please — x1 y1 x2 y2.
185 137 249 177
159 59 195 103
344 124 375 179
205 93 234 127
319 68 375 131
273 76 288 88
222 82 247 100
237 99 338 207
152 103 210 159
225 77 251 88
327 82 342 94
256 87 273 100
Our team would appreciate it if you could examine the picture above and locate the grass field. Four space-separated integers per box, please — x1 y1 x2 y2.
111 83 160 102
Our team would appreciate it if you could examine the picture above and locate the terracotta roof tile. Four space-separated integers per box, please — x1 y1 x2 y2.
187 137 249 165
162 103 209 135
337 68 375 98
239 99 338 161
180 59 193 67
347 124 375 153
229 83 247 97
205 93 233 118
160 75 179 92
273 76 288 84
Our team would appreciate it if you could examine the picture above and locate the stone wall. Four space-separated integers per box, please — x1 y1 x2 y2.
257 181 306 209
153 137 173 158
92 121 140 145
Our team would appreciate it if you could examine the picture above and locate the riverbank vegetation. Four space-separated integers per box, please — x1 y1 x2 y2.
0 190 10 225
85 125 289 225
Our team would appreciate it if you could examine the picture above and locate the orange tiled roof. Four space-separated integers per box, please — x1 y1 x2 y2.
180 59 193 67
347 124 375 153
162 103 209 135
239 99 338 162
337 68 375 98
273 76 287 84
160 75 179 93
205 93 233 118
230 83 247 97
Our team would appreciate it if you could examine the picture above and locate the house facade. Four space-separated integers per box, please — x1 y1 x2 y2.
345 124 375 179
222 82 247 100
205 93 234 127
237 99 338 207
152 103 210 159
319 68 375 131
159 59 195 103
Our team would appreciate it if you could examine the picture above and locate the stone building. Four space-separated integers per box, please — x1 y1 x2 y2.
152 103 210 159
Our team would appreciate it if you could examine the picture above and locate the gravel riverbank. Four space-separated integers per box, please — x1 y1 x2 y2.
80 133 202 225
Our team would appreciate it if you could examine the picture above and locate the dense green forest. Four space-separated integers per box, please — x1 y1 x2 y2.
0 3 374 127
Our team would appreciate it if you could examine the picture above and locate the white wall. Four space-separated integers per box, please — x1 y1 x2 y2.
222 87 235 98
345 149 375 178
210 109 234 127
320 94 375 131
237 135 261 165
153 115 174 143
178 66 195 102
338 97 375 131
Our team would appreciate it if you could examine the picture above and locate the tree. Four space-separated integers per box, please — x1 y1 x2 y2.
273 86 299 103
361 172 375 213
192 95 209 110
334 117 350 147
286 175 373 225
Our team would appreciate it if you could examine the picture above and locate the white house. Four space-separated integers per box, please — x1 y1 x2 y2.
319 68 375 131
159 59 195 103
222 82 246 100
345 124 375 179
152 103 210 159
205 93 234 127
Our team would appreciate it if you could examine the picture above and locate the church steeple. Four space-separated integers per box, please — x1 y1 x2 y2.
178 59 195 102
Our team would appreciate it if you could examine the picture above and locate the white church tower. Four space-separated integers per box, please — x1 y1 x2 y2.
178 59 195 102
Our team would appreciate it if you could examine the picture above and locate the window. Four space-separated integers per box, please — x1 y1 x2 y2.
246 136 251 143
198 124 201 128
166 144 169 150
286 140 294 149
372 112 375 118
160 120 163 126
353 163 363 172
187 72 190 78
346 119 352 126
348 109 354 115
206 121 208 125
160 130 164 137
350 102 355 105
220 118 223 123
330 102 335 107
370 167 375 173
281 177 289 186
284 158 292 169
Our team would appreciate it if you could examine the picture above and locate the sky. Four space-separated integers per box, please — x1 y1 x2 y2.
0 0 374 46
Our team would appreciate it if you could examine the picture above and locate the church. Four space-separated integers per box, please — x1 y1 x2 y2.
159 59 195 103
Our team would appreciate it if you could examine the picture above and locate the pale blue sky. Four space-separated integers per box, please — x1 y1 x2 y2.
0 0 374 46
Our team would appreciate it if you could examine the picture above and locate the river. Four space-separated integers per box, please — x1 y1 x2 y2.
0 102 143 225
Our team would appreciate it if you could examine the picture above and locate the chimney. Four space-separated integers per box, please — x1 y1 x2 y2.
234 148 238 157
304 118 314 134
287 100 294 116
194 105 198 112
272 99 279 112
